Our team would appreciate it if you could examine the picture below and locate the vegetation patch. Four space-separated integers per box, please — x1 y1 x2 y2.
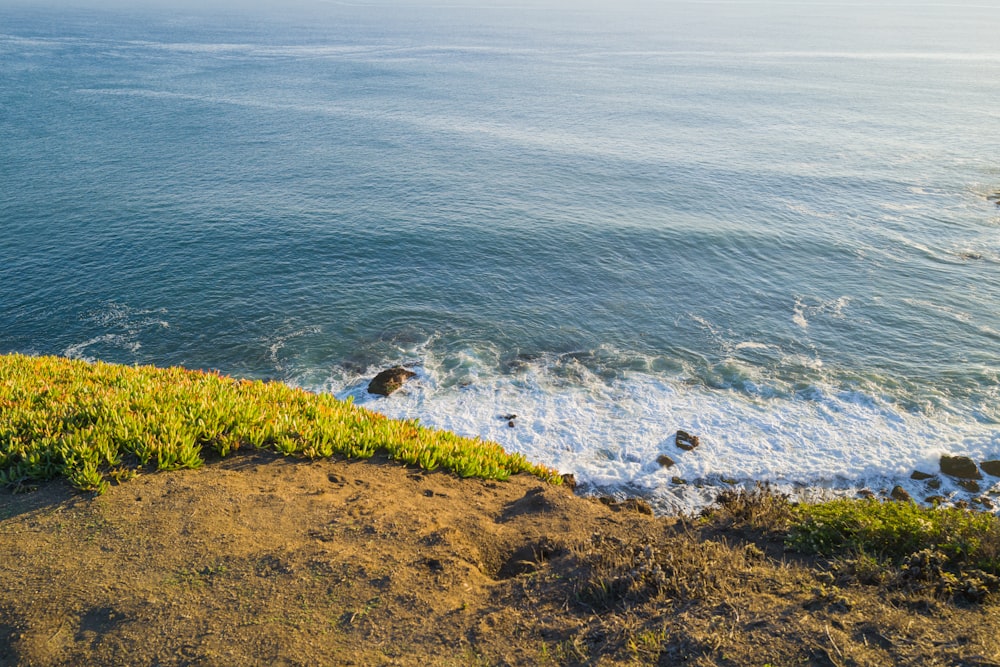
0 354 560 493
787 496 1000 602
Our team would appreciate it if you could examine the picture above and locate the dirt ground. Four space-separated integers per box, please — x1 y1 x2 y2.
1 452 998 666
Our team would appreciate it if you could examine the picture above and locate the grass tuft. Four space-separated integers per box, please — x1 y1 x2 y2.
0 354 561 493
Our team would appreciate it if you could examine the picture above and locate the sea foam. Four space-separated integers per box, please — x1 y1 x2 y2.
307 349 1000 514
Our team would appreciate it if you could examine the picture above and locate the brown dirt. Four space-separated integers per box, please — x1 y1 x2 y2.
1 452 999 666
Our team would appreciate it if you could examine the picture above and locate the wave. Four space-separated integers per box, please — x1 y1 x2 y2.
296 345 1000 514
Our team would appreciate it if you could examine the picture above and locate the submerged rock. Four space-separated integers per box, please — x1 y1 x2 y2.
367 367 417 396
939 455 981 480
656 455 675 469
674 430 700 451
910 470 934 481
980 460 1000 478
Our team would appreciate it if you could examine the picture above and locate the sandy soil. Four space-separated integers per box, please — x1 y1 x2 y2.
1 452 998 666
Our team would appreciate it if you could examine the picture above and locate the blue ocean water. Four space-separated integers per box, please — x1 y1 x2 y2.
2 1 999 510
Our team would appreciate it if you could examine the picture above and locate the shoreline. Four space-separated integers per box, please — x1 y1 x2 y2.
2 354 1000 664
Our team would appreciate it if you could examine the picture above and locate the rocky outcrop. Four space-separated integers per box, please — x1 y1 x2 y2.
939 455 981 480
958 480 981 493
890 485 912 502
367 367 416 396
910 470 934 481
980 460 1000 477
675 430 699 451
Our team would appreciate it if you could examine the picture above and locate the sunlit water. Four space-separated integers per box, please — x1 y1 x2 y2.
2 1 999 512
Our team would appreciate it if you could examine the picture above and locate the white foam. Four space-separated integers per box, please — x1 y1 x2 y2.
305 351 1000 514
62 303 168 362
793 295 852 330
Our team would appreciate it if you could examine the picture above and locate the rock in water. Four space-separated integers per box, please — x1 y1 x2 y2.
958 479 981 493
890 485 912 502
656 455 675 468
675 430 699 451
910 470 934 481
980 460 1000 478
939 455 981 480
367 367 417 396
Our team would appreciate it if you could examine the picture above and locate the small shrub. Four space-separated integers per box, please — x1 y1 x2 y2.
788 497 1000 602
574 532 750 610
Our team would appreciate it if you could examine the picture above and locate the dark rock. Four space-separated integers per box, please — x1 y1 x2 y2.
858 489 875 499
958 479 981 493
720 476 737 485
890 485 912 502
910 470 934 481
974 496 995 510
508 420 515 428
675 430 700 451
925 495 946 505
367 367 416 396
656 455 675 468
671 476 686 485
560 474 577 489
927 478 942 490
939 455 981 480
501 414 517 421
980 460 1000 477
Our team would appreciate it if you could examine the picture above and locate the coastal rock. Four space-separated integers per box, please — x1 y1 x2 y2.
367 367 417 396
958 479 981 493
858 489 875 499
674 430 700 451
974 496 995 510
925 495 946 505
656 455 675 469
560 474 577 489
980 460 1000 477
671 476 686 485
927 478 942 490
939 455 981 480
890 485 912 502
910 470 934 481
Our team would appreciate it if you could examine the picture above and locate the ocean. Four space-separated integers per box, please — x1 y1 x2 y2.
2 0 999 511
